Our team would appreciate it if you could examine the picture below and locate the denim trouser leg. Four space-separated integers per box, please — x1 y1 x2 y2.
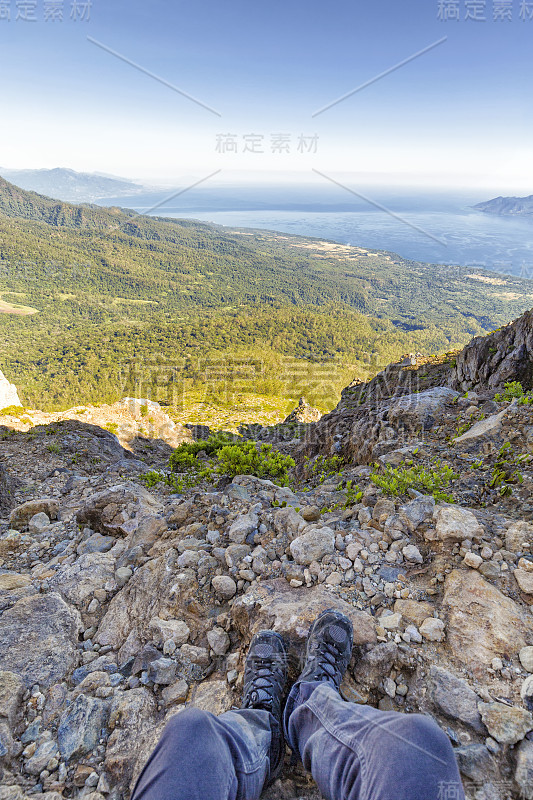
131 706 276 800
283 681 465 800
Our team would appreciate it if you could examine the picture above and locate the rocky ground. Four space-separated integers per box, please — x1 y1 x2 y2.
0 313 532 800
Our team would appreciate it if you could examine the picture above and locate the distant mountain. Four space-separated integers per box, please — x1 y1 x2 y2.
0 176 130 228
0 167 144 203
474 195 533 218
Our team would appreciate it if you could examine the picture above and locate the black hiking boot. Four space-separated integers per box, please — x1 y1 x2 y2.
295 609 354 691
242 631 288 782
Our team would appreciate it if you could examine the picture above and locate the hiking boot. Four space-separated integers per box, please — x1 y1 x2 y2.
242 631 288 783
242 631 288 720
295 609 354 691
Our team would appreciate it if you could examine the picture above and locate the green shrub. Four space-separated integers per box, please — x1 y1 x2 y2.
370 460 458 502
217 442 295 484
46 442 61 454
169 432 237 472
0 405 26 418
105 422 119 434
495 381 533 404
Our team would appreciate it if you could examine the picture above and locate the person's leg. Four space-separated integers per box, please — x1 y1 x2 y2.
131 630 288 800
285 680 465 800
131 705 274 800
283 609 465 800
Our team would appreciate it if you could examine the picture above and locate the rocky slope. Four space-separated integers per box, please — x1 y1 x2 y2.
0 311 532 800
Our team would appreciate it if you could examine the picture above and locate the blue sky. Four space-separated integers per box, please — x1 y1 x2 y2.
1 0 532 189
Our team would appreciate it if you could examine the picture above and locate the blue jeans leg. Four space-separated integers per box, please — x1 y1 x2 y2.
283 681 465 800
131 706 276 800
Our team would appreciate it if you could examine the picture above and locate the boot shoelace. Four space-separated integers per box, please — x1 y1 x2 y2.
245 658 285 711
308 636 343 682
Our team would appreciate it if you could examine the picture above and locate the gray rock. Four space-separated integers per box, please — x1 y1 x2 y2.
161 679 189 707
0 593 81 687
228 512 259 544
429 666 485 732
290 526 335 565
506 520 532 553
9 498 59 531
399 495 435 531
77 532 115 555
0 671 24 727
148 658 177 685
402 544 423 564
48 553 116 608
28 512 50 535
58 694 107 761
478 701 533 745
212 575 237 599
207 627 230 656
454 744 497 785
515 739 533 800
25 736 59 775
433 505 484 542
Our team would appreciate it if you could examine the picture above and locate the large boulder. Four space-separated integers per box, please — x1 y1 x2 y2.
443 570 530 676
0 593 81 687
48 553 116 609
452 308 533 391
231 579 376 665
76 482 163 541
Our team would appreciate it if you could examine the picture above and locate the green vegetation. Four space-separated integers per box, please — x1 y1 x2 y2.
370 460 458 501
1 177 533 411
217 442 295 483
495 381 533 405
488 442 529 497
0 405 26 418
149 433 295 488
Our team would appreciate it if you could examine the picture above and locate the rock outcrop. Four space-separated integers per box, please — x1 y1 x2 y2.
0 369 20 410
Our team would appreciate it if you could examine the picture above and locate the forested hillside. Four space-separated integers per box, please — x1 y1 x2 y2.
1 176 532 410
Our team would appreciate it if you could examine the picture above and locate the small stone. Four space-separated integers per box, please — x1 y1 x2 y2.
380 613 402 631
346 541 362 561
515 569 533 595
463 552 483 569
212 576 237 600
478 701 533 745
491 657 503 671
429 666 484 732
290 527 335 565
207 627 230 656
383 677 396 698
326 572 342 586
28 512 51 536
161 679 189 707
301 506 321 522
520 646 533 673
420 617 445 642
402 545 423 564
405 625 422 643
148 658 177 685
434 505 484 542
149 618 190 648
180 645 210 666
115 567 133 587
57 694 107 761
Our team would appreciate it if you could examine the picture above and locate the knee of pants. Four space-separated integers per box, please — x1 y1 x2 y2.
392 713 453 764
161 709 218 758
